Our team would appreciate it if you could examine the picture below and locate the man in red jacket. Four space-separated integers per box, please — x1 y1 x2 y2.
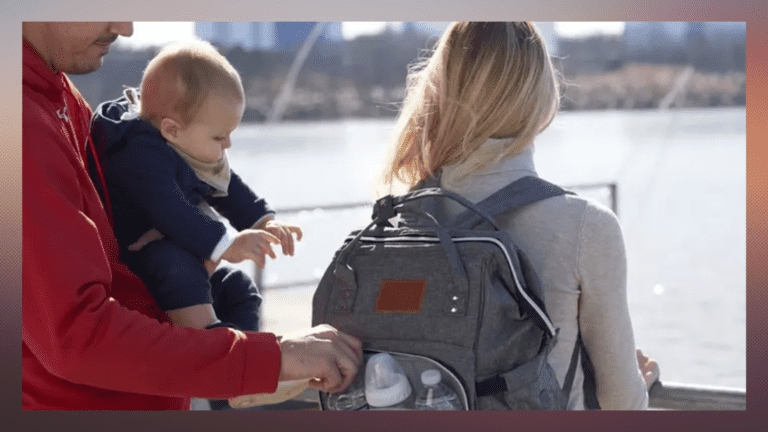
22 21 362 410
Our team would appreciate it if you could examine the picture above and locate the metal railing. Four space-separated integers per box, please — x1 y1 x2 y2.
272 181 618 218
648 381 746 410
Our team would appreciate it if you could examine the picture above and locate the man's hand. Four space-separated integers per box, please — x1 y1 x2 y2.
278 325 363 394
221 229 280 268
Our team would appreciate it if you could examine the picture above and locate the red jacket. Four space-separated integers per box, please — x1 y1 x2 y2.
22 40 281 410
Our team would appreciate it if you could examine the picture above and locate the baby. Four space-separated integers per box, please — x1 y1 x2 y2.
91 40 302 332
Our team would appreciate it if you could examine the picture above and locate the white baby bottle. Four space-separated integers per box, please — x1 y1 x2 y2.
364 353 412 408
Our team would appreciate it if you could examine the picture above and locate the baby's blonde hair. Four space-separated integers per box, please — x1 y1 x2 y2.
140 40 244 127
381 22 560 191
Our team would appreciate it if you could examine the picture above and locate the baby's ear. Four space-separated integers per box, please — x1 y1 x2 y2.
159 117 180 142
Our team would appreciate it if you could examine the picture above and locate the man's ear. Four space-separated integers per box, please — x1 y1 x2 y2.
159 117 181 143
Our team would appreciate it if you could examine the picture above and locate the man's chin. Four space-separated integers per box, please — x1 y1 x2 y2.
66 59 104 75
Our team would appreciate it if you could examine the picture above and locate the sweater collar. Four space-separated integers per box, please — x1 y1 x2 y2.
437 138 538 203
476 138 537 176
441 137 537 189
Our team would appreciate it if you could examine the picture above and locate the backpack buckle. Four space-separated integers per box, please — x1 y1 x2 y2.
372 195 396 224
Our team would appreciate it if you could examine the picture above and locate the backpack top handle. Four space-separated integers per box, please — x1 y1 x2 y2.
374 186 502 231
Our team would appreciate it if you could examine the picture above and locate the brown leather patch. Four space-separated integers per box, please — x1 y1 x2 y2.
374 280 427 314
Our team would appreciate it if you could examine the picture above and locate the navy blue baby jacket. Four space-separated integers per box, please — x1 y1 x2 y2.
91 94 274 261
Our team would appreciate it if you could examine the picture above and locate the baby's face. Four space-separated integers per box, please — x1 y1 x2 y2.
173 95 244 163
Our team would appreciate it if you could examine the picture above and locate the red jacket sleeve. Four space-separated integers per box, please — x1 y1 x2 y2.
22 102 281 399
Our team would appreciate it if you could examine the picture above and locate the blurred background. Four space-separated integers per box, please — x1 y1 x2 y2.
71 22 745 393
72 21 746 119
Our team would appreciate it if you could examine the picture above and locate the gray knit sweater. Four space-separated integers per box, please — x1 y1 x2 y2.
438 140 649 410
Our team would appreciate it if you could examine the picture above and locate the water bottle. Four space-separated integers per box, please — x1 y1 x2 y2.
414 369 462 410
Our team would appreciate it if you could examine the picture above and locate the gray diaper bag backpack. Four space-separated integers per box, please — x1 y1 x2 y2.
311 176 586 410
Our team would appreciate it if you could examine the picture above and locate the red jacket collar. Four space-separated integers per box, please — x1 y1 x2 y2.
23 38 66 99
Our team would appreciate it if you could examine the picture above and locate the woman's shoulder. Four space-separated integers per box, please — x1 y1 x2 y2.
529 191 625 260
520 189 616 222
510 188 622 247
444 173 620 230
562 192 618 222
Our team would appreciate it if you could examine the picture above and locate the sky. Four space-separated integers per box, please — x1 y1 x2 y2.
116 21 626 49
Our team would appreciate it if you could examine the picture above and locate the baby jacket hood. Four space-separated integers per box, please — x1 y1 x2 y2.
90 88 154 161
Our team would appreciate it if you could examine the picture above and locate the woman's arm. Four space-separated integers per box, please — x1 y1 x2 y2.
577 200 649 410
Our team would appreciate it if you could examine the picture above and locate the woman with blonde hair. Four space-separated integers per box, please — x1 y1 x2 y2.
381 22 658 410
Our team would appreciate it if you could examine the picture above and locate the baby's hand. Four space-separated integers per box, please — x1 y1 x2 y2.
260 219 303 256
221 229 280 268
203 259 220 275
127 228 165 251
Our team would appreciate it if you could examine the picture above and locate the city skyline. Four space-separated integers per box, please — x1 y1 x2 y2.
116 21 627 49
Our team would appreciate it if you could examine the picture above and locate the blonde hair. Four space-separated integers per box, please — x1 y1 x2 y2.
381 22 560 192
140 40 244 127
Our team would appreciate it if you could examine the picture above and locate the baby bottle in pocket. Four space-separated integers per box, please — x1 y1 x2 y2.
364 353 412 408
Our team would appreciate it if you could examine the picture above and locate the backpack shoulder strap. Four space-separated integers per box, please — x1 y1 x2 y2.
451 176 574 230
475 334 583 406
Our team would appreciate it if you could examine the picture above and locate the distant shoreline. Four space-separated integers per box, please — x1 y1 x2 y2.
237 105 746 127
235 64 745 123
71 51 745 123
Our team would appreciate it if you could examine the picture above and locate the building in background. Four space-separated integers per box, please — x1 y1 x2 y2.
196 21 558 55
621 22 745 71
623 22 687 51
70 21 744 119
273 22 315 51
324 22 344 43
623 21 745 49
197 22 273 51
623 22 744 51
534 22 558 56
197 22 344 51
